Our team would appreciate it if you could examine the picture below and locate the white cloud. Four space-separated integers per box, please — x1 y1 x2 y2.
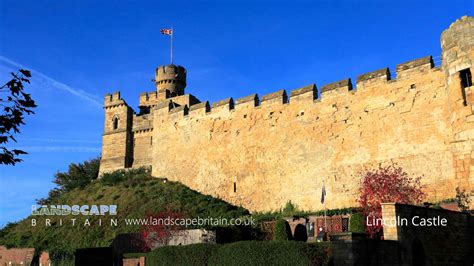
21 137 101 144
0 55 103 108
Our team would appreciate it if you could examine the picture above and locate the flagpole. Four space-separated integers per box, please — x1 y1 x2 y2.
170 26 174 64
324 180 327 232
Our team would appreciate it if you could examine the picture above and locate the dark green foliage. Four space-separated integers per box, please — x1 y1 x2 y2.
212 225 259 243
455 187 471 212
0 69 37 165
36 157 100 204
146 244 220 266
273 219 292 241
210 241 304 265
100 167 150 186
146 241 331 266
349 212 366 233
314 207 356 217
253 206 356 223
48 247 75 265
54 157 100 191
282 200 297 215
437 198 457 204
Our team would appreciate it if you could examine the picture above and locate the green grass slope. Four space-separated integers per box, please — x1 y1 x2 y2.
0 168 249 258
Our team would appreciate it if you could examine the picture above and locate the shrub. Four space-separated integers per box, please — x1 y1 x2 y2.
100 167 150 186
36 157 100 204
282 200 297 215
54 157 100 191
209 241 330 265
146 241 331 266
455 187 471 212
49 247 75 266
212 225 255 243
100 170 127 185
349 212 366 233
273 219 292 241
146 243 219 266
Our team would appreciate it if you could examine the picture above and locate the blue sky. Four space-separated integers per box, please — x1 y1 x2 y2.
0 0 471 227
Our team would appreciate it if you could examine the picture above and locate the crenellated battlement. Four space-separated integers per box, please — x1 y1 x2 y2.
235 93 259 107
100 16 474 212
189 101 210 114
396 56 434 79
290 84 317 102
168 104 189 118
139 91 158 105
103 53 446 128
356 68 391 88
212 98 234 111
321 78 353 94
155 64 187 97
261 90 288 106
104 91 129 108
151 54 444 122
104 53 445 123
155 100 173 112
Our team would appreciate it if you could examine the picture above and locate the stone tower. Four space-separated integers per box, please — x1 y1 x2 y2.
99 92 134 173
100 64 199 174
155 64 187 99
441 16 474 207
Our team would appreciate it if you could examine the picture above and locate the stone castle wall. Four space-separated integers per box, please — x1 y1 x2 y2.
151 60 457 212
100 16 474 212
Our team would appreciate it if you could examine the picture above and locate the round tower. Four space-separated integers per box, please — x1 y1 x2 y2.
441 16 474 86
441 15 474 209
155 64 187 98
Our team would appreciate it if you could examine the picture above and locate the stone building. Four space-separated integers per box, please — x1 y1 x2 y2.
100 16 474 212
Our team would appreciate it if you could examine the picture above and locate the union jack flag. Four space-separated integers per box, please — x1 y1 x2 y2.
321 182 326 204
160 28 173 35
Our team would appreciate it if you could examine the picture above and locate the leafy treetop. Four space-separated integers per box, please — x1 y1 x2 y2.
0 69 37 165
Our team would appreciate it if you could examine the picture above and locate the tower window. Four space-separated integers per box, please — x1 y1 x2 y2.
233 182 237 193
113 117 119 130
150 136 153 145
460 68 472 89
460 69 472 106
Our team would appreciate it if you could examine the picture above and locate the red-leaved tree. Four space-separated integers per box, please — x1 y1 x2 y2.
358 164 425 239
140 211 189 250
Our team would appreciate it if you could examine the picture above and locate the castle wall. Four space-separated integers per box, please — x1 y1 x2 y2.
100 16 474 212
150 61 462 212
132 114 153 168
